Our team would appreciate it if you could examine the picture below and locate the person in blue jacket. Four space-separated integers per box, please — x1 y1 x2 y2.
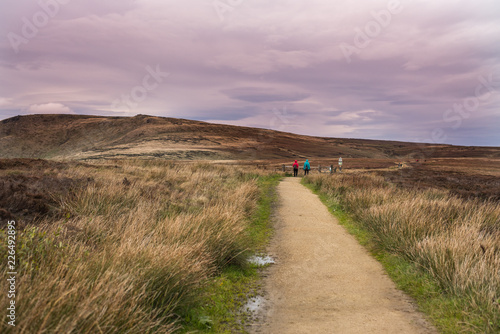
303 159 311 175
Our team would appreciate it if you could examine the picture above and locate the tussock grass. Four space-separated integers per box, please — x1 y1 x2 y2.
0 160 271 333
305 173 500 333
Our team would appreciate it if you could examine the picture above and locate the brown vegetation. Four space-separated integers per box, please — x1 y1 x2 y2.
379 163 500 201
305 172 500 332
2 114 499 161
0 159 271 333
0 159 89 225
1 114 499 333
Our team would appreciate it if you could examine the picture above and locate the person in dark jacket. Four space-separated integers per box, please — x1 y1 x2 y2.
303 159 311 175
292 160 299 177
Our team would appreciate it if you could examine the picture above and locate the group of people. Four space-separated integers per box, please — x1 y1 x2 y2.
292 159 310 177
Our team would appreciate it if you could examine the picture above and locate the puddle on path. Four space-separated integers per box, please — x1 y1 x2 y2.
241 255 273 328
247 255 275 266
244 296 265 313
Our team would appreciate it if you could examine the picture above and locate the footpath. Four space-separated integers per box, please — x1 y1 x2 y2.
252 177 437 334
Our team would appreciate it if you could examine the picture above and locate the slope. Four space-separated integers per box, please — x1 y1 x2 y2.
1 114 499 160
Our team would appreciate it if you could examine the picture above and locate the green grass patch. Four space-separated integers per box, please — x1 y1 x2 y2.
249 174 281 250
302 178 489 334
179 265 259 333
180 173 281 333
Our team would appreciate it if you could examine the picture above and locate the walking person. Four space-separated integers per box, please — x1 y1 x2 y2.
292 160 299 177
303 159 311 175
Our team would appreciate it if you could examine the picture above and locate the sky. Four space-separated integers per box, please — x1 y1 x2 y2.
1 0 499 146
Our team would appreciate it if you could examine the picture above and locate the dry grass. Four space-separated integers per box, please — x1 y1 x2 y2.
305 172 500 332
0 160 270 333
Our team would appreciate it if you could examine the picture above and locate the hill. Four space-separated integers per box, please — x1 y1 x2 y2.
1 114 499 160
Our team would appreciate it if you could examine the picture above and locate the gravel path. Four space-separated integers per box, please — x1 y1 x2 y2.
251 177 437 334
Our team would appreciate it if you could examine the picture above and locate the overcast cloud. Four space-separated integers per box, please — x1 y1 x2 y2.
1 0 499 145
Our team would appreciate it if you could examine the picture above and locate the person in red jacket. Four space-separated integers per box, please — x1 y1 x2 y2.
292 160 299 177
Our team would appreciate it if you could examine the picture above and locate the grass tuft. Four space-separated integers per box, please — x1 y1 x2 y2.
303 172 500 334
0 160 278 333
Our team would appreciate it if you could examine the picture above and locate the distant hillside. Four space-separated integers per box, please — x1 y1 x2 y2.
1 114 499 160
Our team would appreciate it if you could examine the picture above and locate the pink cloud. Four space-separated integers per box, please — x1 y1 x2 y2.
26 103 74 115
0 0 499 145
